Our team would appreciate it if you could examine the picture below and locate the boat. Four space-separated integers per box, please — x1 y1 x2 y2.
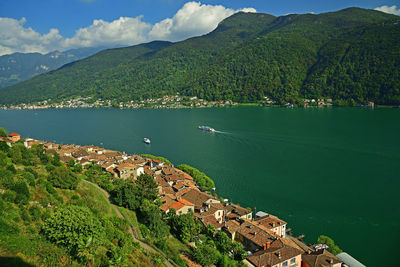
198 126 216 132
143 138 151 144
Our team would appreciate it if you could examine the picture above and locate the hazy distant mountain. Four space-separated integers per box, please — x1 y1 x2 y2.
0 8 399 105
0 47 105 88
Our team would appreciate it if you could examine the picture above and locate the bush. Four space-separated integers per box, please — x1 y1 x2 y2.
22 171 36 186
2 190 16 202
12 181 30 204
0 141 9 152
29 206 41 221
177 164 215 191
48 166 79 190
0 169 14 189
42 205 106 257
317 235 342 255
0 127 8 137
192 243 220 266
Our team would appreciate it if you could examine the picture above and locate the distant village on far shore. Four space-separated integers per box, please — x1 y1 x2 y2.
0 94 376 110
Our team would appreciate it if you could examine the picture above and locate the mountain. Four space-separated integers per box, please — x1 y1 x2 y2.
0 7 399 105
0 47 105 88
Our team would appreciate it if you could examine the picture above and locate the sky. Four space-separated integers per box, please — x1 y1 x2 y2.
0 0 399 56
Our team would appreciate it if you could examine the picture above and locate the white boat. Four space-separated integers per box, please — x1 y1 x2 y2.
198 125 216 132
143 138 151 144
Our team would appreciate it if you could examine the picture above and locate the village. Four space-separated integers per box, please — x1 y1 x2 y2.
1 132 364 267
0 95 238 110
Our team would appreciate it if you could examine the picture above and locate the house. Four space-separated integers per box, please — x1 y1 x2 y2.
254 214 287 238
181 189 220 211
234 220 276 252
196 202 226 224
160 195 194 215
246 239 303 267
115 163 143 180
225 203 252 220
43 142 54 149
24 138 37 148
302 249 343 267
8 133 20 142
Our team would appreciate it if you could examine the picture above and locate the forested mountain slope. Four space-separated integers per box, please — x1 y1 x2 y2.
0 7 398 105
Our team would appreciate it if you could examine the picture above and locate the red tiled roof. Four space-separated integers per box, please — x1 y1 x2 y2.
9 133 20 136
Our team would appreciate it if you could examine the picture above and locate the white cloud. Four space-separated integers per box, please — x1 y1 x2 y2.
61 16 152 49
0 17 62 56
149 2 256 41
0 2 256 56
374 5 400 16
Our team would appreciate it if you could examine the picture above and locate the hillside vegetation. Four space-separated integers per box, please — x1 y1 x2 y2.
0 139 161 266
0 8 399 105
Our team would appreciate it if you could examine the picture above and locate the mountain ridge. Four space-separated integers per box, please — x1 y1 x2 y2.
0 7 399 105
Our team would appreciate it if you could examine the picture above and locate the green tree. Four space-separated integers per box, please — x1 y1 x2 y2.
317 235 342 255
12 180 30 204
214 231 233 254
48 166 79 189
136 173 159 203
192 243 220 266
52 152 61 166
139 199 169 238
168 211 196 242
42 205 106 258
110 180 139 210
232 241 247 260
0 127 8 137
0 141 9 152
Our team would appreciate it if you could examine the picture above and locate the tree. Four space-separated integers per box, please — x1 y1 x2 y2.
317 235 342 255
136 173 159 203
214 231 233 254
139 199 169 238
0 141 9 152
12 181 30 204
52 152 61 166
0 127 8 137
48 166 79 189
192 243 220 266
110 181 139 210
168 211 196 242
232 241 247 260
42 205 106 258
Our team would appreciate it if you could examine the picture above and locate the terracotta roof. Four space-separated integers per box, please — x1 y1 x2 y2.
9 133 20 136
116 163 137 169
201 215 223 229
302 249 342 267
237 220 276 248
224 220 241 235
225 203 252 217
247 239 303 267
254 214 287 229
181 189 219 209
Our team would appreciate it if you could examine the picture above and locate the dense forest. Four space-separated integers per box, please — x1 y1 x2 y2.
0 7 398 105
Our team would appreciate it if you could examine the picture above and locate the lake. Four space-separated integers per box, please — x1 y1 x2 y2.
0 107 399 266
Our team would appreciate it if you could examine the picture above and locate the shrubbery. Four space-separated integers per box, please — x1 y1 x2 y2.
177 164 215 191
48 166 79 189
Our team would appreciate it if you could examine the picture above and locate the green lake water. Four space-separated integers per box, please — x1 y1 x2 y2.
0 107 399 266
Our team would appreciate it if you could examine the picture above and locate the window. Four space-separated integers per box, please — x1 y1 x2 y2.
282 261 288 267
290 258 296 265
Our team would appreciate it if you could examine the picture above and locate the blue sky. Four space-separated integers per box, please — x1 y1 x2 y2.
0 0 399 55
